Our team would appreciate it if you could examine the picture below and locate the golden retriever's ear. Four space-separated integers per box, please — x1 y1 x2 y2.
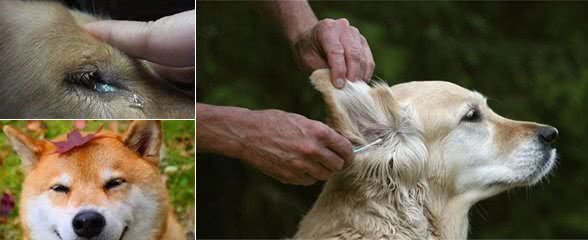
123 120 162 165
2 126 44 172
310 69 397 143
311 69 427 185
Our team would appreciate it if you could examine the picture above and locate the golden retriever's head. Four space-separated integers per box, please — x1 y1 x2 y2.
311 69 558 200
0 1 194 118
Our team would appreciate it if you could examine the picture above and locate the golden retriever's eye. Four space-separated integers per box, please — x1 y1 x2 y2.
50 184 70 193
104 178 126 190
462 108 481 122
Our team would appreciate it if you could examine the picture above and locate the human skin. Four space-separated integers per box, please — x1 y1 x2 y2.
197 103 353 185
83 10 195 83
197 1 374 185
262 1 375 88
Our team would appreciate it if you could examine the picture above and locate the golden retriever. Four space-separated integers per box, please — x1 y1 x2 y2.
295 69 558 239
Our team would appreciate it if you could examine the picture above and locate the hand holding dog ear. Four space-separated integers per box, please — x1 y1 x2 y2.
292 18 375 89
197 104 353 186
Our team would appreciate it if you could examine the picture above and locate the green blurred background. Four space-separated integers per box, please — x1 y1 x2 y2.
0 121 195 239
197 1 588 238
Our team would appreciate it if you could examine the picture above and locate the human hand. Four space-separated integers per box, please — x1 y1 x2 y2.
292 18 375 89
236 109 353 185
83 10 195 82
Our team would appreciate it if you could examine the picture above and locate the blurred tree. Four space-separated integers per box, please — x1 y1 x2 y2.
197 1 588 238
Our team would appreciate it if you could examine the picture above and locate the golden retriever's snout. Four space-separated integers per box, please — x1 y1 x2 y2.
538 126 559 144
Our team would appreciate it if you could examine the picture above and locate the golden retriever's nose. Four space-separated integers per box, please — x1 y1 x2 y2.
538 126 558 144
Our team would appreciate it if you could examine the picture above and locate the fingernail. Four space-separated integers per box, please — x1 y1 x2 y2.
336 78 345 88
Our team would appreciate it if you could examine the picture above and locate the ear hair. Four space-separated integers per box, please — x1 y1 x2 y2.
123 120 162 165
310 69 427 186
2 126 43 172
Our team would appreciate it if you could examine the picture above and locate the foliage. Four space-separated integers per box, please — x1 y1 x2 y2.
0 120 195 238
197 1 588 238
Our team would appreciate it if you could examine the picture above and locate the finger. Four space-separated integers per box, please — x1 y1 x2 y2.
360 35 375 81
305 160 333 181
317 25 347 89
293 159 331 181
292 172 318 186
149 63 195 84
340 27 365 82
83 10 195 67
316 147 346 172
323 129 353 166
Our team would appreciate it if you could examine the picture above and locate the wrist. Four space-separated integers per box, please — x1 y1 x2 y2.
196 104 253 159
263 0 318 46
286 18 318 46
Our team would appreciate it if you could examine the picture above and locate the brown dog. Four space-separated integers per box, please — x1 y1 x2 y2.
3 121 185 240
0 1 194 118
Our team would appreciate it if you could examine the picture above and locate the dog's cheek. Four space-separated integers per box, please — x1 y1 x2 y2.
118 185 163 239
107 185 132 202
24 193 74 240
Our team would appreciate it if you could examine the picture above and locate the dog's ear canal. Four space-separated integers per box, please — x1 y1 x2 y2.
123 120 162 165
2 126 43 172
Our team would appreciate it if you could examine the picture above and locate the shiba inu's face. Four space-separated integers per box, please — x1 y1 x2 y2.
0 1 194 118
4 121 172 240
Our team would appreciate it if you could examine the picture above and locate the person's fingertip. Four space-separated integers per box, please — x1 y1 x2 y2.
335 78 346 89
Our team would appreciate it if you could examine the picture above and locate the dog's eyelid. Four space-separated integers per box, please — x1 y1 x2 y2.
49 184 70 193
461 106 482 122
104 177 127 190
65 64 125 93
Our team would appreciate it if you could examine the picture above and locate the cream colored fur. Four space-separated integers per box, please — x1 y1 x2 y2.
295 69 558 239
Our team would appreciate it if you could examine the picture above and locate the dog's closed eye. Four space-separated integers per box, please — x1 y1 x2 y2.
64 65 125 93
104 178 126 190
49 184 70 193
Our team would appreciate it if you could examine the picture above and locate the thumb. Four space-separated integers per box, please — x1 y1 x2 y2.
84 10 195 68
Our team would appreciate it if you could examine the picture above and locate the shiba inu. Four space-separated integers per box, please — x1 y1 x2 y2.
3 121 185 240
0 0 194 118
295 69 558 239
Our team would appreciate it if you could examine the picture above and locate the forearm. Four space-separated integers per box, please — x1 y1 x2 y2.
196 103 251 158
261 0 318 44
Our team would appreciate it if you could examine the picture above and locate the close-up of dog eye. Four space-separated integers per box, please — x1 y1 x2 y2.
64 65 123 94
462 108 481 122
104 178 126 190
49 184 70 193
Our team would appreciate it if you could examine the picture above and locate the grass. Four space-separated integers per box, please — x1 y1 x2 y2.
0 120 195 238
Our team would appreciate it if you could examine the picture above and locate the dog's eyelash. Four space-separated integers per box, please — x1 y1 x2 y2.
64 65 124 93
50 184 70 193
104 178 126 190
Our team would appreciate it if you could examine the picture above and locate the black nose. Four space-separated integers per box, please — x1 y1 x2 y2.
538 126 558 144
72 211 105 238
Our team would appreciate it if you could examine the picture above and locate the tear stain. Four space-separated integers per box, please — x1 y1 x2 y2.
128 93 145 110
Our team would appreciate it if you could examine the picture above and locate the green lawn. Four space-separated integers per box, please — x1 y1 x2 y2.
0 120 195 238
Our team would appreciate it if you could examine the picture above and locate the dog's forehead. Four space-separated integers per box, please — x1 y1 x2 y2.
40 138 137 170
389 81 483 105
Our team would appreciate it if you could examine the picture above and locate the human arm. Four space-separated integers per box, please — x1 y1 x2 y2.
196 103 353 185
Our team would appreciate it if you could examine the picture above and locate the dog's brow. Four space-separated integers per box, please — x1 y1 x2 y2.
101 169 122 181
471 91 487 105
54 174 71 186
